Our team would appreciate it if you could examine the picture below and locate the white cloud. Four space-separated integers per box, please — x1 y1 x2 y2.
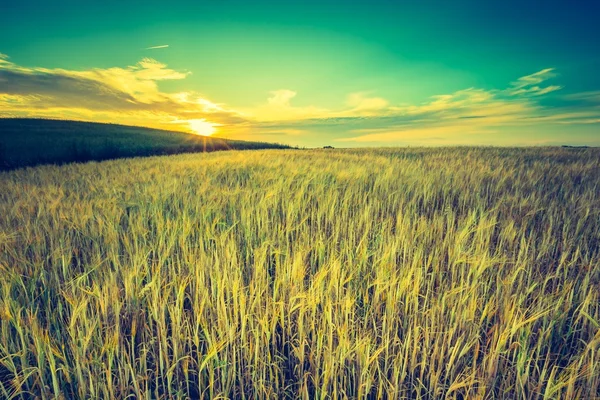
146 45 169 50
343 92 389 115
267 90 297 107
246 89 330 121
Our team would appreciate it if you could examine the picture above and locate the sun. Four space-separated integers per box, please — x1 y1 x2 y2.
188 119 217 136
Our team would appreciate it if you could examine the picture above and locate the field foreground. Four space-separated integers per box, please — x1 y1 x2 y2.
0 148 599 398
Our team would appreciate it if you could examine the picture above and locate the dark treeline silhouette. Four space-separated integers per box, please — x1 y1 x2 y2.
0 118 290 170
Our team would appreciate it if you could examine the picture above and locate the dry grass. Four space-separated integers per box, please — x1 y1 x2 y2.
0 147 599 399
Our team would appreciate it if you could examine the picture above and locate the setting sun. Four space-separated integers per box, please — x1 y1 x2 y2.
188 119 217 136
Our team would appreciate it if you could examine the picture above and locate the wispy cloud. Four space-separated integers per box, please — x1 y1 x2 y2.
146 45 169 50
506 68 562 96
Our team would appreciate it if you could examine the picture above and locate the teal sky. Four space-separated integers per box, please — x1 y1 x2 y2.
1 0 599 146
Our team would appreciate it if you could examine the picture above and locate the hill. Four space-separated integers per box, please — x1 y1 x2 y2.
0 118 289 170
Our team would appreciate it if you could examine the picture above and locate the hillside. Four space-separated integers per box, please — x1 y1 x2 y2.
0 118 289 170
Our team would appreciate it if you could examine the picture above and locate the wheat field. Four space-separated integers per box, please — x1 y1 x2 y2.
0 148 599 399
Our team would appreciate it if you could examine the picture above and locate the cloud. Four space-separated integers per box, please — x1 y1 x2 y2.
337 124 492 143
506 68 562 96
0 68 139 111
241 69 597 145
563 90 600 103
0 55 598 145
146 45 169 50
512 69 556 86
0 54 248 132
342 92 389 116
267 90 297 107
244 89 331 122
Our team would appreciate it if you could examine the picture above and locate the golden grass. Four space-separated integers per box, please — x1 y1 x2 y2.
0 147 598 399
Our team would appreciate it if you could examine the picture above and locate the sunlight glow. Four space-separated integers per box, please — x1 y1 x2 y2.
188 119 217 136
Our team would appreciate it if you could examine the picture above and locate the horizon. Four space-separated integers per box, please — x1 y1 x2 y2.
1 117 597 149
1 0 599 147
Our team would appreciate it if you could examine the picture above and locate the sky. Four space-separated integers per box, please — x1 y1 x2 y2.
1 0 599 147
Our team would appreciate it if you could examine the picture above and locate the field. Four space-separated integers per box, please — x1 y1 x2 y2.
0 119 289 170
0 147 599 399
